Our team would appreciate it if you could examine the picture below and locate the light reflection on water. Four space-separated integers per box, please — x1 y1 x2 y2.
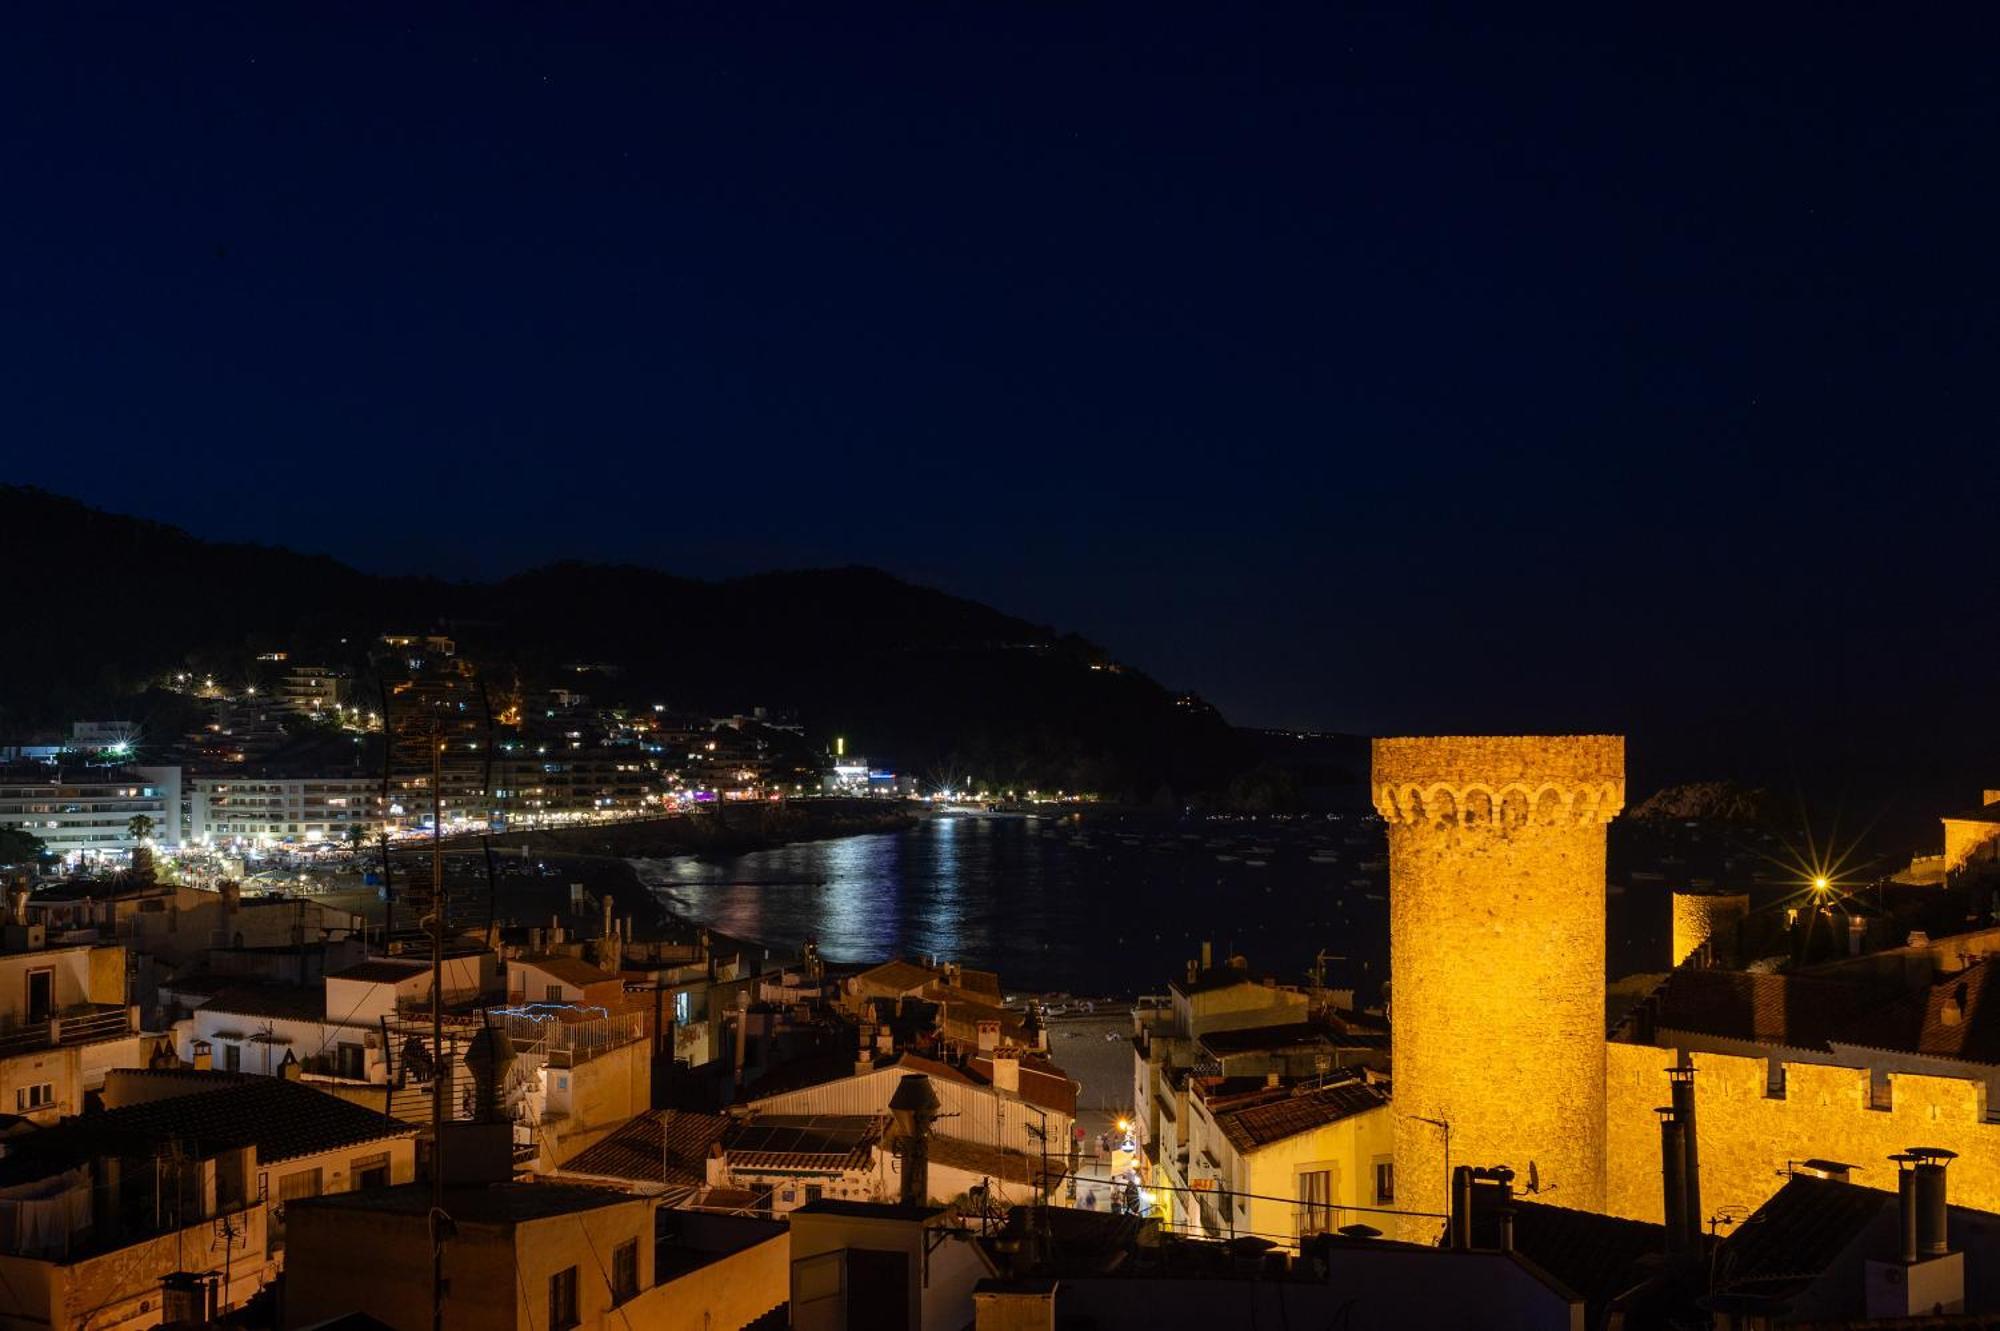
636 815 1395 997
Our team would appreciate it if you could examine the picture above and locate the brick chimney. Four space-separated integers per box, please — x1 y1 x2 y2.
991 1046 1020 1096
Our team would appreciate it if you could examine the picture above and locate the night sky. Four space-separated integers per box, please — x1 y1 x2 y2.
5 8 1996 786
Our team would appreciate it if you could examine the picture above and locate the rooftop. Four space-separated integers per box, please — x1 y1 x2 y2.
852 958 937 994
1712 1174 1892 1308
514 952 616 989
562 1109 732 1187
1196 1019 1388 1056
296 1181 635 1224
328 959 429 985
1943 803 2000 825
1835 959 2000 1066
1170 965 1276 998
724 1114 883 1173
1510 1201 1672 1326
198 981 329 1024
1 1075 412 1175
1641 968 1900 1052
790 1198 946 1222
1203 1074 1389 1152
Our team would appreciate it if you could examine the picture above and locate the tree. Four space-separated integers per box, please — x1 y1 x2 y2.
127 813 156 842
0 827 46 865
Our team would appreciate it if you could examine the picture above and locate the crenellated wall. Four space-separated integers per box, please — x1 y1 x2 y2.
1374 735 1624 1231
1605 1041 2000 1224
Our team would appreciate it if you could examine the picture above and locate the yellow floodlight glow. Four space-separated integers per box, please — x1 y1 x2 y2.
1812 875 1831 893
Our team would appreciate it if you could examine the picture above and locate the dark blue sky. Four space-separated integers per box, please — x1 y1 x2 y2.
5 6 1996 773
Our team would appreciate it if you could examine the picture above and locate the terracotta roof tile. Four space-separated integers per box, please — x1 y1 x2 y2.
722 1114 883 1173
1204 1074 1388 1152
562 1109 731 1186
1651 969 1897 1052
1834 959 2000 1065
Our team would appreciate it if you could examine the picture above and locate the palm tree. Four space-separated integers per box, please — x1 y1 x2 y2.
127 813 156 843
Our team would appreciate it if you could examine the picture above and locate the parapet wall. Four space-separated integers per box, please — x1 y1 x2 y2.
1606 1041 2000 1223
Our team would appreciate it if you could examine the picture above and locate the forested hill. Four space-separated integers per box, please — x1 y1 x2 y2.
0 486 1248 798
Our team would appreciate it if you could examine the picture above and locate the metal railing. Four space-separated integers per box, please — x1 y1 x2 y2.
0 1003 134 1055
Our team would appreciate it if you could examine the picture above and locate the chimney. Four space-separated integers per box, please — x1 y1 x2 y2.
1913 1148 1954 1257
1668 1059 1704 1251
855 1023 874 1076
1658 1108 1689 1257
1848 916 1867 956
7 887 27 927
991 1047 1021 1096
1200 940 1212 971
1265 1071 1281 1089
1872 1149 1965 1319
732 991 751 1074
876 1023 895 1055
1449 1166 1474 1251
191 1040 213 1072
602 893 615 943
1896 1154 1921 1264
888 1073 942 1206
976 1019 1001 1054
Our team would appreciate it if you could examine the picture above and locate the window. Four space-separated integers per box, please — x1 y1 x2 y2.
674 990 690 1024
16 1083 54 1112
1374 1161 1395 1204
25 968 53 1024
548 1265 579 1329
336 1042 366 1080
1297 1169 1334 1237
611 1238 639 1304
224 1043 242 1073
351 1152 391 1189
278 1168 323 1202
545 984 564 1002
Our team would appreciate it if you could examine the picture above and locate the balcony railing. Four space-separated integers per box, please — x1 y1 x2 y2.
0 1003 135 1056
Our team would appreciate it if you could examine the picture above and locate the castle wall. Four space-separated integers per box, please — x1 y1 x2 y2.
1670 891 1749 968
1374 735 1623 1229
1605 1041 2000 1224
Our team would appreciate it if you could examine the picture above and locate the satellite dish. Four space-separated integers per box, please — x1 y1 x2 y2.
1526 1160 1541 1194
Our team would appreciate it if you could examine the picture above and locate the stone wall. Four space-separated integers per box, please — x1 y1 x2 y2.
1605 1041 2000 1224
1670 891 1749 968
1374 735 1624 1231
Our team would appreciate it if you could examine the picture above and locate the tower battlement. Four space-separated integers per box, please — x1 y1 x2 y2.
1372 734 1624 827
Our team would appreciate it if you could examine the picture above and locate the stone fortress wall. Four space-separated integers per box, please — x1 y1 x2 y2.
1606 1042 2000 1223
1377 733 1999 1240
1669 889 1750 968
1373 734 1624 1230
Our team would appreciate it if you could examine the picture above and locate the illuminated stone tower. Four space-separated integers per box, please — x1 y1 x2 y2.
1373 735 1624 1230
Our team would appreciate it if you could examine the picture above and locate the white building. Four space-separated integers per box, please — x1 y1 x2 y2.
187 772 379 846
0 764 181 857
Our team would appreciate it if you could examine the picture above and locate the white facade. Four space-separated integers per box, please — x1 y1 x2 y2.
187 772 378 846
0 765 180 856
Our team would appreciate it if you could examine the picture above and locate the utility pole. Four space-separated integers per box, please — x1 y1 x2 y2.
428 726 447 1331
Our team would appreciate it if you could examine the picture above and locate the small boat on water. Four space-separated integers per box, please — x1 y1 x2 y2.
1216 854 1239 863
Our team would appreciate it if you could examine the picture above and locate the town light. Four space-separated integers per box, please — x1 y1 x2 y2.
1812 875 1831 894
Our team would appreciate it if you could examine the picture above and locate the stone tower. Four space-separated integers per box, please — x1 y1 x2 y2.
1373 735 1624 1231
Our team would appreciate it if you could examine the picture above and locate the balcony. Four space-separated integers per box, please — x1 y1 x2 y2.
0 1003 136 1056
